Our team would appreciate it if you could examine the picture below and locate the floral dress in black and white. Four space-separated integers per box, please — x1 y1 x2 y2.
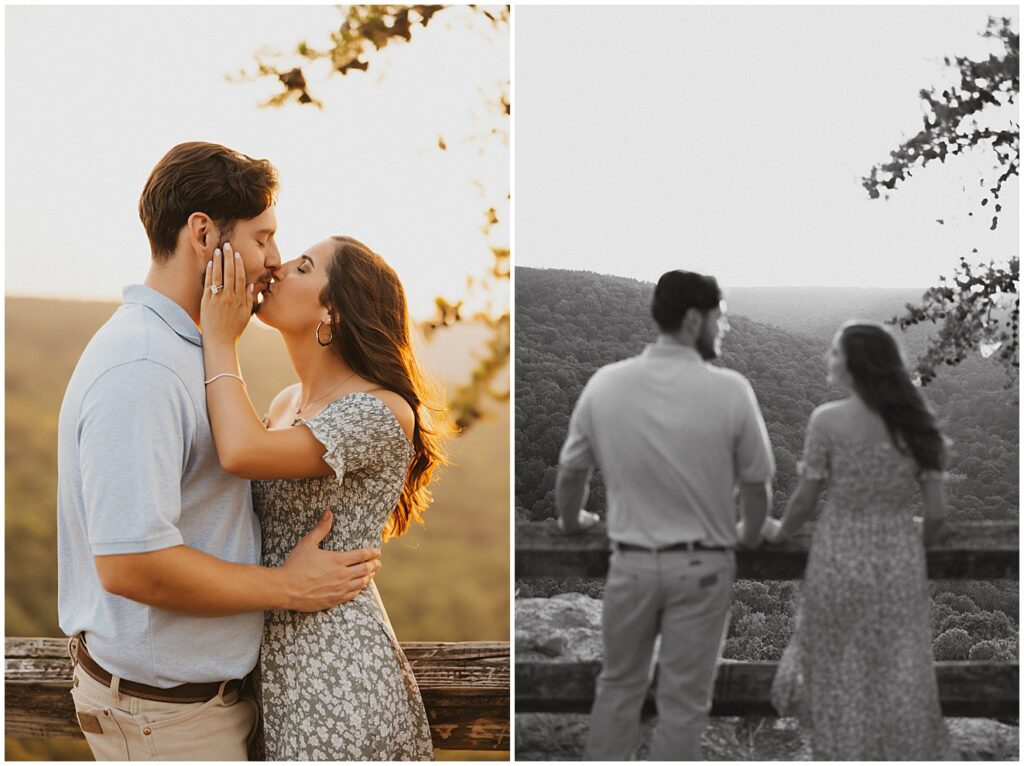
771 418 952 760
252 393 434 761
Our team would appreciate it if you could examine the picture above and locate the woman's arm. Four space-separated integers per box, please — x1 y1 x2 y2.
920 476 951 546
204 346 335 480
768 406 829 541
200 246 334 480
773 477 824 541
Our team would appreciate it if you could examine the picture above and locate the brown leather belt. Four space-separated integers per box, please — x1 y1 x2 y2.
72 637 244 704
615 541 731 553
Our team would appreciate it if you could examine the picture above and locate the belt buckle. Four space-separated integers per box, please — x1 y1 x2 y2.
664 541 696 552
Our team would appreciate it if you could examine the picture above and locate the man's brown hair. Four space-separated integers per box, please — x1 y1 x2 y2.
139 142 279 260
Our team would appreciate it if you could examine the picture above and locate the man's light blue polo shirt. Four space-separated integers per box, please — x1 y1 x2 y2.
57 284 263 687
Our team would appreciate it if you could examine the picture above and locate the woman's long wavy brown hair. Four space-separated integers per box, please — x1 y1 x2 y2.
839 321 947 472
320 236 451 539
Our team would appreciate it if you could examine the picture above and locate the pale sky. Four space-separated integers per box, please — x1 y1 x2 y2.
6 5 509 320
515 5 1018 288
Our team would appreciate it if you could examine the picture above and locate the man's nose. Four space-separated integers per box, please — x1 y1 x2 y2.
266 242 282 270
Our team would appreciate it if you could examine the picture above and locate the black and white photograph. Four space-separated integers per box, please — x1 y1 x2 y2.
514 5 1018 761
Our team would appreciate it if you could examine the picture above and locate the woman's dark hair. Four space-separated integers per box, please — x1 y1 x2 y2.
839 321 946 472
651 270 722 332
139 142 278 260
319 236 450 539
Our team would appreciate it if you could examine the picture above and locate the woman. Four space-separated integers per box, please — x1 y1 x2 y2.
765 321 953 760
199 236 447 760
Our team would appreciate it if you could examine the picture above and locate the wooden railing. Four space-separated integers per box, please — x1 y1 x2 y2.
517 658 1018 718
516 520 1018 580
5 638 510 752
515 520 1018 717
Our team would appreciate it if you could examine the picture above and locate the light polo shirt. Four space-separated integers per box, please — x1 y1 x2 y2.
57 284 263 688
559 341 775 548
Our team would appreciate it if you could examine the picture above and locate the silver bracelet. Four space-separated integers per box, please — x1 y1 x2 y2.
204 372 245 386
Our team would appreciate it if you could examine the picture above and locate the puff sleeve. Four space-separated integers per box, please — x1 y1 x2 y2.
297 394 410 482
796 412 830 481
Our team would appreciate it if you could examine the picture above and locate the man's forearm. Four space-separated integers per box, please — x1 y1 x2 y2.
95 545 291 617
555 466 591 532
738 481 770 547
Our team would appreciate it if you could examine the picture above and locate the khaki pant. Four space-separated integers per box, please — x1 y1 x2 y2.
584 548 734 761
70 662 258 761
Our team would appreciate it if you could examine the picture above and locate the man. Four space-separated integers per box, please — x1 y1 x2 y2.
57 142 381 760
556 269 774 760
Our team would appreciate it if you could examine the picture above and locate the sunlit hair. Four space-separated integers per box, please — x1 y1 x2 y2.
139 142 278 261
319 236 451 539
838 321 946 472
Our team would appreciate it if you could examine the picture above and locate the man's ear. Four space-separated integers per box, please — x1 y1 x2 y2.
681 307 703 338
186 213 218 260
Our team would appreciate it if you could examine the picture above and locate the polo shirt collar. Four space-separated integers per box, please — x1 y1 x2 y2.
643 341 704 363
122 284 202 347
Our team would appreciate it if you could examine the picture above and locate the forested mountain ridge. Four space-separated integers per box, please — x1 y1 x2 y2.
515 267 1018 523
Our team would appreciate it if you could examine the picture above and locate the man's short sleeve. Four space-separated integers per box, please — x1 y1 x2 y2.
79 361 196 555
733 377 775 483
558 383 597 470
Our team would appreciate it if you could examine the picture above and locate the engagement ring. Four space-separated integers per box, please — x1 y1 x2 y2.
210 284 224 294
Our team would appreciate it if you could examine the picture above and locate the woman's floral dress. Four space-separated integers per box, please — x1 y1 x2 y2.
771 417 953 760
252 393 434 761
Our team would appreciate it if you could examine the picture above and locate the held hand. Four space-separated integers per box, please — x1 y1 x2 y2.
558 509 600 534
762 517 784 543
200 242 254 345
281 510 382 612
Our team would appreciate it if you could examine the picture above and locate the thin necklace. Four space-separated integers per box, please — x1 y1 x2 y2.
294 370 358 415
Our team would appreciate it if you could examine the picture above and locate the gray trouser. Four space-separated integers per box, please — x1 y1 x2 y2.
584 547 734 761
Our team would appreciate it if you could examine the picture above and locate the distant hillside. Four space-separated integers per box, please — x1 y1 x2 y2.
725 286 926 340
5 296 509 643
514 268 1018 523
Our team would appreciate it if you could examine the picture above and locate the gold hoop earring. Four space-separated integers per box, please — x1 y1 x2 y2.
315 321 333 347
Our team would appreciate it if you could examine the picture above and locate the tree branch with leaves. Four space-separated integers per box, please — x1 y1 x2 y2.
865 16 1019 386
237 4 510 428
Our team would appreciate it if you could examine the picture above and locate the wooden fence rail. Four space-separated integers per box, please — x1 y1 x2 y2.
515 520 1019 580
5 638 510 752
516 659 1019 718
516 518 1018 722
